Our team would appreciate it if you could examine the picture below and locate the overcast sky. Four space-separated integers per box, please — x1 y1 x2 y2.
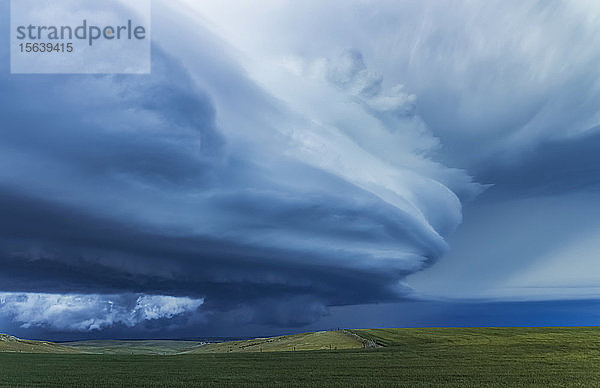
2 0 600 340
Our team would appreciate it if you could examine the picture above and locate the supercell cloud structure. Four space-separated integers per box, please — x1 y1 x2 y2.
2 0 600 334
0 0 476 332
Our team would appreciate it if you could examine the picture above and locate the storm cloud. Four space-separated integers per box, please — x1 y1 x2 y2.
2 0 600 336
0 0 480 333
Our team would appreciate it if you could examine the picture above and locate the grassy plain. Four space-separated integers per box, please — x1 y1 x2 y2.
2 327 600 387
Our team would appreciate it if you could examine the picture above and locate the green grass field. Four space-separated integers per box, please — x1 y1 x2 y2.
2 327 600 386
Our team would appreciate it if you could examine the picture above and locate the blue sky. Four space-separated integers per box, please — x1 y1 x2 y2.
2 0 600 340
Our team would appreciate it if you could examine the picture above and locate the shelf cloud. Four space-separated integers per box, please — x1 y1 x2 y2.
2 0 600 334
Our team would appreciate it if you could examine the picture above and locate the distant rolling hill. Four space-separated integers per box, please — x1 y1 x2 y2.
6 327 600 356
186 330 371 353
1 330 369 355
350 326 600 348
0 333 82 354
62 339 206 355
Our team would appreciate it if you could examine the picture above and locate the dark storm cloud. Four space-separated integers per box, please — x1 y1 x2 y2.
0 187 418 303
0 0 477 333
